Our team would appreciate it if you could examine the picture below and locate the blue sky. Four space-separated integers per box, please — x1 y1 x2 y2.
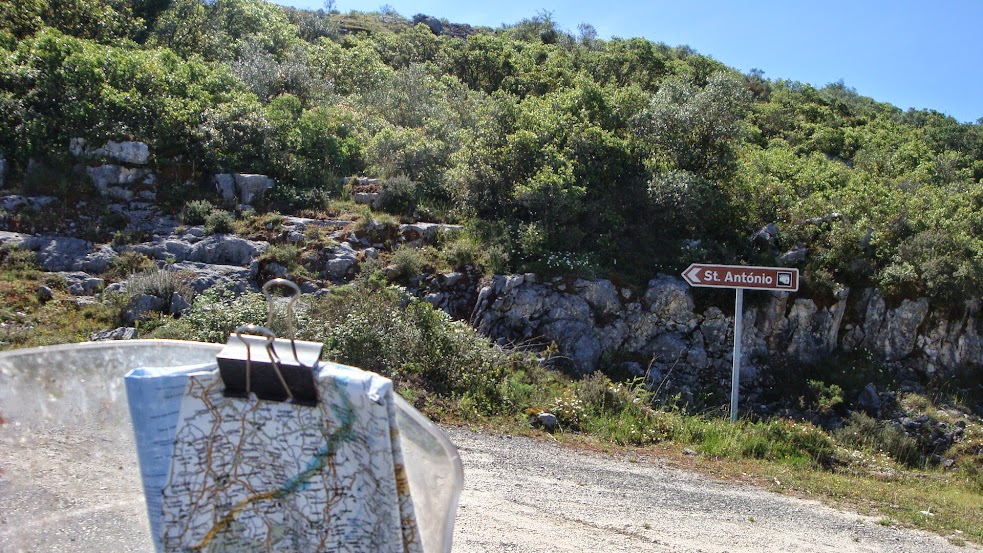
276 0 982 123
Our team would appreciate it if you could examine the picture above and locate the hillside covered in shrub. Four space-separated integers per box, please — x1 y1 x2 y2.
2 0 982 305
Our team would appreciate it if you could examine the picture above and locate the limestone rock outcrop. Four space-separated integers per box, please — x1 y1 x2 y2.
214 173 275 205
467 272 979 389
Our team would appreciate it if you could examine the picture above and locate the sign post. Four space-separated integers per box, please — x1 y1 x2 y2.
681 263 799 421
731 288 743 423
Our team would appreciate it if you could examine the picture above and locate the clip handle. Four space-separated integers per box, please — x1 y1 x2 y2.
262 279 301 339
233 324 293 403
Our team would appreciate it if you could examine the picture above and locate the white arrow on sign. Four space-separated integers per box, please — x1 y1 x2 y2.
684 265 703 284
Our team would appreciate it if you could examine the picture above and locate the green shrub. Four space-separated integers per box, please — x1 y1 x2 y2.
300 224 336 251
260 243 301 270
205 209 236 234
126 266 195 302
835 411 922 467
263 185 332 213
480 244 511 275
554 373 671 445
0 244 39 272
807 379 844 414
759 418 835 463
957 456 983 494
24 157 76 198
388 245 427 281
441 236 479 271
376 175 418 216
352 207 400 244
110 230 145 247
300 277 517 415
549 389 585 430
674 416 834 465
256 211 285 229
151 286 270 343
575 373 652 416
497 363 567 415
879 230 983 308
180 199 215 225
107 251 154 278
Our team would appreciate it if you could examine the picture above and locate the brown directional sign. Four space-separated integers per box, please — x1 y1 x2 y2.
682 263 799 292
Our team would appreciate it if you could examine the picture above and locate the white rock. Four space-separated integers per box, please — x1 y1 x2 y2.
353 192 380 206
95 141 150 165
234 174 274 204
186 235 268 267
214 173 236 201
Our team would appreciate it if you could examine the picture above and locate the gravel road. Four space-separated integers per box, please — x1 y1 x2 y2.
1 424 978 552
447 428 978 553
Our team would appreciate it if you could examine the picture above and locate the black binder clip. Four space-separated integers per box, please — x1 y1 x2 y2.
217 279 323 406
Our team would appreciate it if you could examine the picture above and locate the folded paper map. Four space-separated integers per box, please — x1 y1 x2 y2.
125 361 421 552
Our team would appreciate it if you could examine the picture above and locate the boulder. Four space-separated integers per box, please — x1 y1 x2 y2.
122 238 194 263
858 383 881 414
265 262 289 279
0 195 25 211
22 236 91 272
94 141 150 165
86 165 155 201
78 244 118 274
281 216 350 232
778 245 807 264
643 275 696 330
122 293 167 324
36 285 53 303
90 327 138 341
234 174 274 204
0 195 58 212
186 235 267 266
214 173 236 201
325 257 356 279
575 279 621 317
86 164 154 187
645 332 689 364
159 238 195 261
353 192 380 207
169 291 192 315
19 237 117 273
71 139 150 165
69 138 87 157
399 222 462 244
412 13 442 35
535 412 557 432
59 272 104 296
103 282 126 295
751 223 780 247
171 262 255 294
784 297 848 365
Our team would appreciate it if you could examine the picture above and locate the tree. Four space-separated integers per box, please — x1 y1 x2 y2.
577 23 598 48
150 0 299 61
633 71 752 179
0 0 46 46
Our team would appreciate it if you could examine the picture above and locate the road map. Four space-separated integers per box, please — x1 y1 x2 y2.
126 362 421 553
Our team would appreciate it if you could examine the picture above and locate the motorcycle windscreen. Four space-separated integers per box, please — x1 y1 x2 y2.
0 340 462 553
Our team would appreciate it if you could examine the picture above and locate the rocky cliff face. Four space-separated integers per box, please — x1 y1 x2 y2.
466 273 983 394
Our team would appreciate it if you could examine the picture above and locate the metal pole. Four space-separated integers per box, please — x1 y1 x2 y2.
731 288 744 422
